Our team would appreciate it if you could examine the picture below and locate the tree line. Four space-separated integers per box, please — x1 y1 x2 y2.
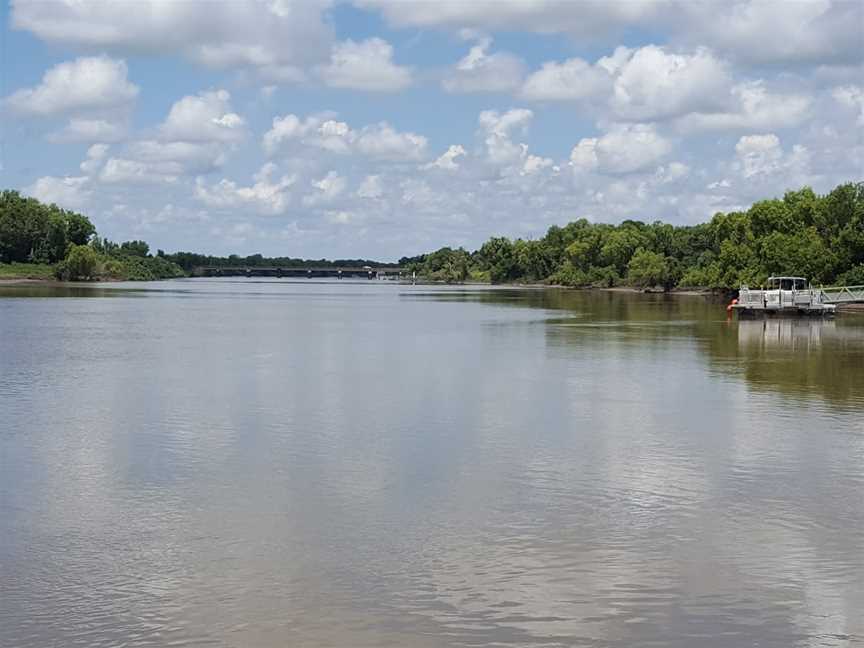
0 190 402 281
166 252 400 273
0 190 95 265
0 190 184 280
401 182 864 289
3 182 862 286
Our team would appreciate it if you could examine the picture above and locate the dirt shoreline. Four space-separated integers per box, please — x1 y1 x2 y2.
444 280 718 297
598 286 714 297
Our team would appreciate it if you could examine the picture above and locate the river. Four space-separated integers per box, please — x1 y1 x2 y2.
1 279 862 647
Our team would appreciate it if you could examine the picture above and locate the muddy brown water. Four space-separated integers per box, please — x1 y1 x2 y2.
1 279 862 647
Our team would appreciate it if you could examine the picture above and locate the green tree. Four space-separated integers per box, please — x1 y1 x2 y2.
564 222 608 271
627 248 670 289
422 247 470 283
549 260 588 286
838 264 864 285
64 212 96 246
478 237 519 283
600 225 648 274
119 240 150 257
0 190 47 262
515 239 555 280
29 211 68 263
748 199 796 238
0 191 94 264
759 227 836 283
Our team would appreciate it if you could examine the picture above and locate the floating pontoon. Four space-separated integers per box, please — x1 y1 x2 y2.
731 276 862 318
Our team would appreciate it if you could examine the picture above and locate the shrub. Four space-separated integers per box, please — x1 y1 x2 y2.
837 264 864 286
57 244 98 280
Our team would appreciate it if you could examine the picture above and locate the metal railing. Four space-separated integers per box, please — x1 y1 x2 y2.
738 288 775 306
739 285 864 308
814 285 864 304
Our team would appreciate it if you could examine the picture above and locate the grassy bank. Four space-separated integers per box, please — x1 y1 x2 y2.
1 256 186 283
0 262 56 279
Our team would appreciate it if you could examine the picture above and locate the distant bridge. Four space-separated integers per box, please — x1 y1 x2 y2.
193 266 405 279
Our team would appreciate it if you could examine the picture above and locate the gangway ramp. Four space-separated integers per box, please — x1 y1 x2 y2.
815 285 864 305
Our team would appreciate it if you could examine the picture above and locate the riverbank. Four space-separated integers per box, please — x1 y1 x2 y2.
1 256 185 283
0 277 128 287
0 278 49 285
0 262 55 280
422 278 718 297
2 273 858 313
599 285 714 297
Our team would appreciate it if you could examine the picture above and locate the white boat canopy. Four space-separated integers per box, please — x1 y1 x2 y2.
766 277 809 290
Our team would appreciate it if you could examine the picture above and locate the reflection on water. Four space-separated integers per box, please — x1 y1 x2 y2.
1 280 862 648
707 316 864 407
438 287 864 407
738 318 836 350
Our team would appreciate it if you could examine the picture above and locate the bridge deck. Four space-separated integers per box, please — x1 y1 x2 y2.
193 266 404 278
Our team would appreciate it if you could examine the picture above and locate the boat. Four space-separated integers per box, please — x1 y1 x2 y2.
731 276 837 318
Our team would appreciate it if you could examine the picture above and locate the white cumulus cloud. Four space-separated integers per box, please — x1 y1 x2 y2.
682 0 864 66
5 56 138 116
303 171 347 206
262 114 327 155
478 108 534 166
159 89 246 143
26 175 91 210
195 163 296 215
48 118 127 143
12 0 334 78
361 0 862 66
99 158 180 184
425 145 467 171
521 57 612 102
263 114 427 161
476 108 554 177
356 175 384 199
94 140 230 185
443 37 525 94
570 123 672 174
734 133 810 179
609 45 732 120
358 0 670 39
79 143 110 174
319 38 413 91
676 81 811 132
354 123 428 161
832 85 864 126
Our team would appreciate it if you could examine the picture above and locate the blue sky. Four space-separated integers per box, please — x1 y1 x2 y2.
2 0 862 260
